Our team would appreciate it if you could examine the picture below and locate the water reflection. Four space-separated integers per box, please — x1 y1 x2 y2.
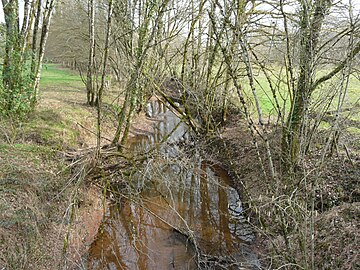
87 100 258 269
129 100 189 153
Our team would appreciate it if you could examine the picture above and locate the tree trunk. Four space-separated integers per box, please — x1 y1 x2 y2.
2 0 20 95
32 0 56 104
31 0 42 76
97 0 113 152
86 0 96 106
282 0 332 171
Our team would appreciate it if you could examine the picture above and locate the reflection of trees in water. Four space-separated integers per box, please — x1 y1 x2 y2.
88 159 257 269
87 100 257 269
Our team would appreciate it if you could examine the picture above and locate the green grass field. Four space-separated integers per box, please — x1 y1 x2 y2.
41 63 84 88
239 67 359 121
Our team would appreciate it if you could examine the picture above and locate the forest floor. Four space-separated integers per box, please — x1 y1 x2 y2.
0 64 359 269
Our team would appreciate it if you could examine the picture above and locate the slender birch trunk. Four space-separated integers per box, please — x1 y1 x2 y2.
96 0 113 153
86 0 96 106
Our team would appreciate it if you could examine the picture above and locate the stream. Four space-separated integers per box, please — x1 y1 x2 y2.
86 100 260 269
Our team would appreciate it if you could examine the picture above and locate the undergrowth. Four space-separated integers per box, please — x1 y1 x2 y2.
0 64 96 269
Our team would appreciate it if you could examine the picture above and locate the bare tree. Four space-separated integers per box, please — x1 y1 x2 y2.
86 0 96 106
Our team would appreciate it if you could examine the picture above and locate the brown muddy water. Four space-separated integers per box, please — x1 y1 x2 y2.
86 100 260 269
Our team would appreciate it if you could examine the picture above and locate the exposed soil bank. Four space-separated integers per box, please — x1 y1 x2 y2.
65 185 106 267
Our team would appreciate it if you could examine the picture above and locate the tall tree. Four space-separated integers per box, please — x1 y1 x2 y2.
0 0 57 116
282 0 360 171
86 0 96 106
96 0 113 152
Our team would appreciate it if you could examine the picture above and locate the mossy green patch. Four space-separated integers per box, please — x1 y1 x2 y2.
25 112 80 148
319 121 332 129
0 109 81 149
0 143 54 154
347 126 360 134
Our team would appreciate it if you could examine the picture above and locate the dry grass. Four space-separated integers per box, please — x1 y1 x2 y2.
0 64 113 269
0 144 69 269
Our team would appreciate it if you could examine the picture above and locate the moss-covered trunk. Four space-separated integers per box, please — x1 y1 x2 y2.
282 0 332 172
